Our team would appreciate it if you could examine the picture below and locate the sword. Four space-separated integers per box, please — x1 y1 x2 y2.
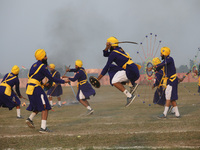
115 41 138 45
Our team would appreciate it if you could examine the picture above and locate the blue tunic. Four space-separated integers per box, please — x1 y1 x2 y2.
156 56 178 101
0 73 21 110
26 61 65 112
103 49 111 57
47 70 63 97
108 64 124 86
153 69 166 106
69 67 95 101
101 47 140 85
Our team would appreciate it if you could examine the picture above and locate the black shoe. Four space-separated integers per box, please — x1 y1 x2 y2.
125 95 136 107
26 118 35 128
39 127 52 134
86 109 94 116
157 114 167 119
17 116 24 119
130 83 139 94
175 115 181 118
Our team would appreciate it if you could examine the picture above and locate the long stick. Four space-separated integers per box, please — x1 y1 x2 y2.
69 82 76 99
49 84 58 96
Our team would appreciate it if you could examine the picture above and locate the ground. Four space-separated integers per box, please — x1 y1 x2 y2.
0 83 200 150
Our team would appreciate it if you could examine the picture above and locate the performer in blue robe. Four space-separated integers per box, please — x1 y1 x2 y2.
63 60 95 116
25 49 67 133
98 37 140 107
155 47 180 118
152 57 166 106
47 64 63 107
0 65 24 118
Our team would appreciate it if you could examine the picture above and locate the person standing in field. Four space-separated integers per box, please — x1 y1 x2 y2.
25 49 67 133
0 65 24 118
63 60 95 115
155 47 180 118
47 64 63 107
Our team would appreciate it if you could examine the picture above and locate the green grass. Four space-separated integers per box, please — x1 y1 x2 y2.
0 83 200 150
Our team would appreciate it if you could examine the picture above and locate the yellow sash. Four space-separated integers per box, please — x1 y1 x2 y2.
51 71 57 86
169 74 177 82
158 68 166 89
77 69 87 89
159 71 177 89
0 73 17 96
113 50 141 70
26 64 44 95
198 77 200 86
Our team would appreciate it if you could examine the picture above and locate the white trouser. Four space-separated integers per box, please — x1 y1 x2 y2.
79 90 85 100
111 70 129 84
165 85 172 100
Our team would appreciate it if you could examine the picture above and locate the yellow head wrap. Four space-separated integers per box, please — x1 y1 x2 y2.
35 49 46 60
11 65 20 75
160 47 170 56
107 36 119 46
152 57 161 66
75 60 83 68
49 64 55 69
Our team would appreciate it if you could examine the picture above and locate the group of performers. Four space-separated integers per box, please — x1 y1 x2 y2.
0 37 199 133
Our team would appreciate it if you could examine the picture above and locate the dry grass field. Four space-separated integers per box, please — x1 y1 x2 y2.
0 83 200 150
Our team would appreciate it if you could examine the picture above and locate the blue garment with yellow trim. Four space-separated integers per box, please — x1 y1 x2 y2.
101 47 140 85
103 49 111 57
26 61 65 112
153 70 165 105
69 67 95 101
108 64 124 86
0 73 21 110
47 70 63 96
156 56 178 101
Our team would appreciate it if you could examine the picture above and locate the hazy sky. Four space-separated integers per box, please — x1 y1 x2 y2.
0 0 200 74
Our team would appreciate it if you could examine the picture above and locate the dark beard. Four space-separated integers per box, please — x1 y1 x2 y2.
110 46 114 52
42 59 48 66
161 55 165 60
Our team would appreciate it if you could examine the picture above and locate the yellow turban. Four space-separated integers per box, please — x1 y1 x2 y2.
152 57 161 66
160 47 170 56
11 65 20 75
49 64 55 69
35 49 46 60
75 60 83 68
107 36 119 46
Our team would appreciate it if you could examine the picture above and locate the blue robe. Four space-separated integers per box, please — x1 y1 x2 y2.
153 69 166 105
69 67 95 101
156 56 178 101
0 73 21 110
108 64 124 86
26 61 65 112
47 70 63 97
101 47 140 85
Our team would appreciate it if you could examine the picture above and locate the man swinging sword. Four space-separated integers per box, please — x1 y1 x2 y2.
97 37 141 107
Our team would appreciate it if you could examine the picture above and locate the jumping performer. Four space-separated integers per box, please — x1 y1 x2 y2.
25 49 67 133
97 37 140 107
0 65 24 118
63 60 95 115
47 64 63 107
